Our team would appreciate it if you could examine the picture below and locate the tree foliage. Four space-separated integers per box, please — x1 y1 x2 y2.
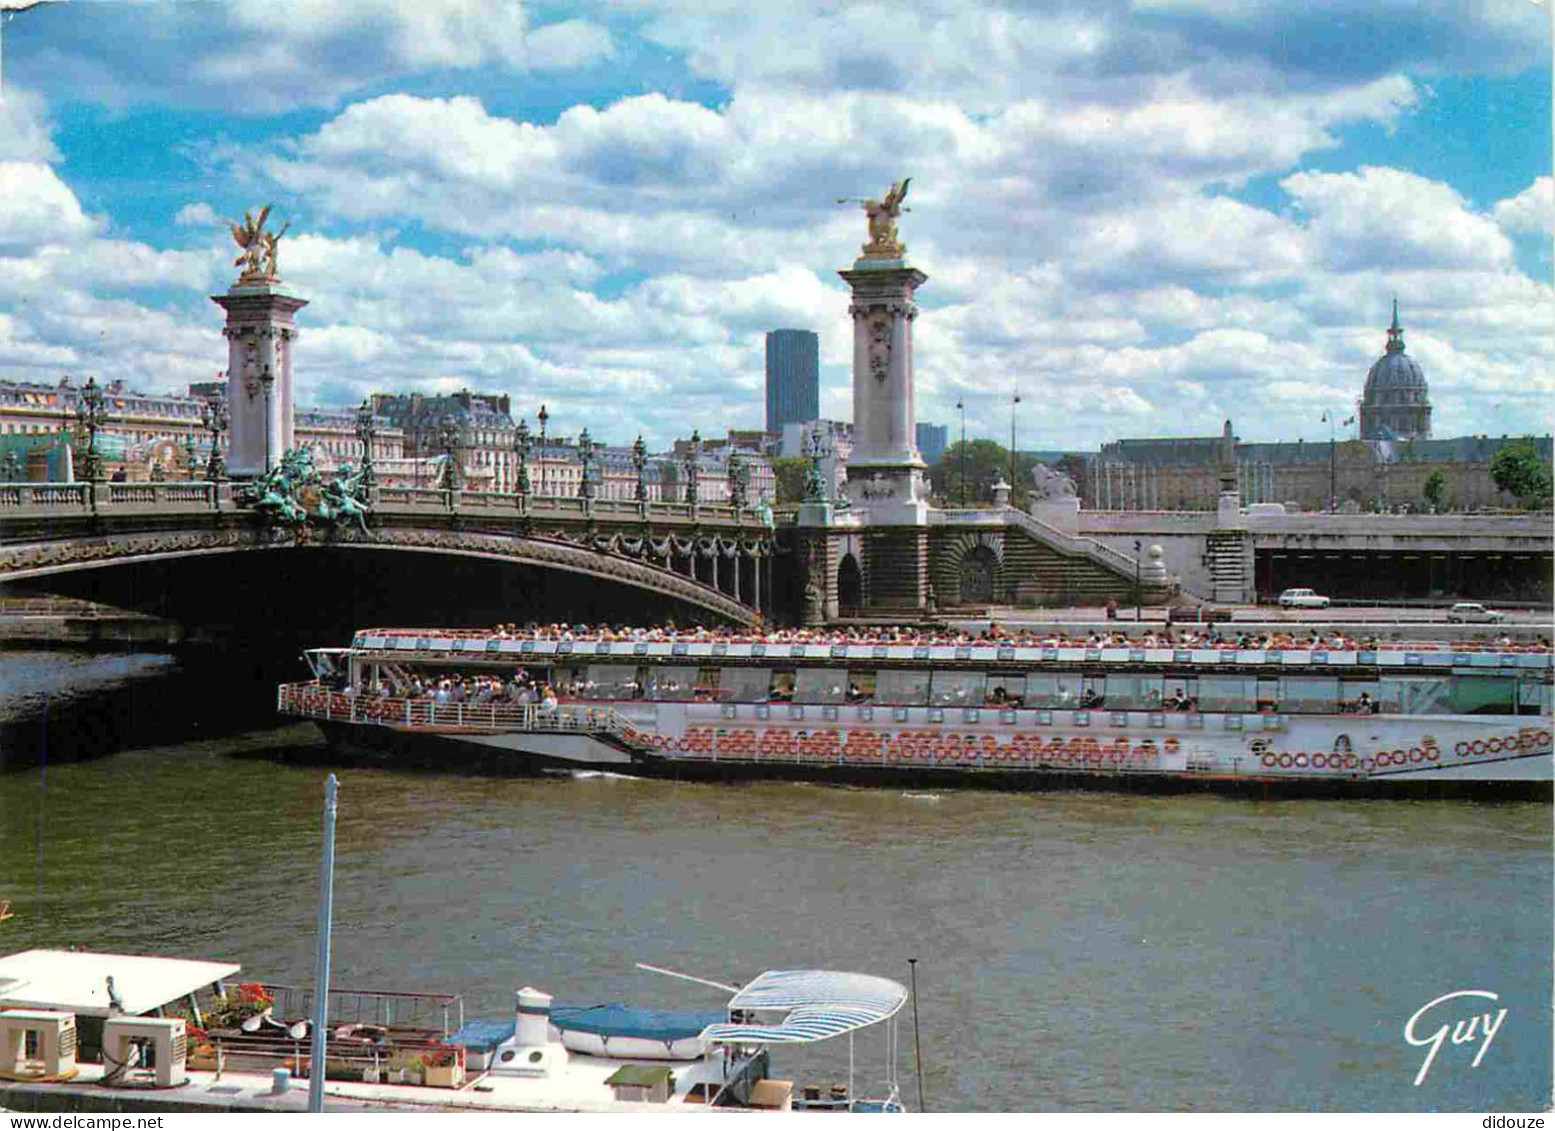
1421 469 1446 510
1489 441 1553 507
771 456 810 504
928 439 1042 508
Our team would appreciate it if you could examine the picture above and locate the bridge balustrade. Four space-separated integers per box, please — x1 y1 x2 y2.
0 483 89 510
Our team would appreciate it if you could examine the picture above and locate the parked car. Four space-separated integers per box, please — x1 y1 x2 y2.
1277 588 1331 609
1446 602 1504 624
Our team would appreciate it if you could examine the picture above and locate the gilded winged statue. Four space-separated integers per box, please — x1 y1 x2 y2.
864 178 910 256
230 205 288 282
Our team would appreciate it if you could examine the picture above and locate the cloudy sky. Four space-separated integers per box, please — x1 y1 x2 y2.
0 0 1549 451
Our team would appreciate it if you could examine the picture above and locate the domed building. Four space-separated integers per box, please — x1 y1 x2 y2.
1358 301 1431 441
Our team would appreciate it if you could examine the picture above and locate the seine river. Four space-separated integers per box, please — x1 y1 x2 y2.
1 648 1550 1113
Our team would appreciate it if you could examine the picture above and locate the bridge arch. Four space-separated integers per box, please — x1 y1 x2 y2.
0 525 759 627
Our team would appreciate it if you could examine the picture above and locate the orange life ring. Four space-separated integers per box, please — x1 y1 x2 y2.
1344 753 1359 770
1487 736 1504 754
1261 752 1278 768
1312 753 1328 769
1425 747 1440 761
1408 748 1424 763
1293 752 1309 769
1277 752 1293 769
1470 740 1488 756
1454 741 1469 757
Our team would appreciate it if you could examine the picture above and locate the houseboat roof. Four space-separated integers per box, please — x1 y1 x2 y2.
0 949 240 1017
701 969 908 1045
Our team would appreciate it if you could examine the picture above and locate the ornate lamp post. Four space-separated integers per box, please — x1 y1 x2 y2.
184 432 198 481
513 418 531 496
75 376 107 483
354 399 377 490
436 414 461 490
1009 387 1021 498
631 435 648 502
536 403 549 497
683 428 701 505
727 448 748 509
577 426 594 499
1 450 20 482
956 396 967 507
201 398 228 482
1320 409 1337 513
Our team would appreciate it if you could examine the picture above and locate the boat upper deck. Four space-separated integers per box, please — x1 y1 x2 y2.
347 628 1554 673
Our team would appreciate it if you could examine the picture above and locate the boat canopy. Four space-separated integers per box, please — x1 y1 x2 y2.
700 969 908 1046
0 949 240 1018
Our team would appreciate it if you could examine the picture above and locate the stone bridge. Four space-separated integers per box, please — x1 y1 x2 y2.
0 481 776 626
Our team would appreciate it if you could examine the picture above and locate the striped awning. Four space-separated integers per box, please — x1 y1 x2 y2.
699 969 908 1046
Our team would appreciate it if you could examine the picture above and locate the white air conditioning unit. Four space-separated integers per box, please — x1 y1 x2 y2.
102 1016 187 1088
0 1009 77 1080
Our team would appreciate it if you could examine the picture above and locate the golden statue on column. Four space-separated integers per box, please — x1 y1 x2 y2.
229 204 291 284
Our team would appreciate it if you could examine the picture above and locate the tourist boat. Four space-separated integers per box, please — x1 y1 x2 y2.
0 948 908 1113
276 628 1554 799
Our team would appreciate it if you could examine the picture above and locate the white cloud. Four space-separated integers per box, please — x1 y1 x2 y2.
0 87 58 163
0 162 98 251
1492 176 1554 237
1282 166 1514 272
174 202 220 228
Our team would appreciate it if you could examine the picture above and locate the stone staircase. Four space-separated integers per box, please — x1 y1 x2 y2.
1206 530 1252 604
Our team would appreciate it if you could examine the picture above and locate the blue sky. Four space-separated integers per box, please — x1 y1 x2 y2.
0 0 1549 451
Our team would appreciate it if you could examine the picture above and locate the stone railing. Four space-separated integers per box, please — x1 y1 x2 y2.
0 480 764 527
0 481 230 513
940 505 1143 580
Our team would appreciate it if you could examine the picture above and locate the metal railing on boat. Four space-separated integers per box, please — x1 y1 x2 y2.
278 682 652 751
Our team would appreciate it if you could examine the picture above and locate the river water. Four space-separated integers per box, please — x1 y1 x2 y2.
1 648 1550 1113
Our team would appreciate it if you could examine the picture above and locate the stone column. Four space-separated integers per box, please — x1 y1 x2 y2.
212 282 308 479
837 262 929 527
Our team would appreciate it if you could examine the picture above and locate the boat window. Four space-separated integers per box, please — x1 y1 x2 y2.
1196 675 1256 713
695 667 721 702
718 667 772 703
875 669 931 706
794 667 848 704
1449 675 1516 716
770 671 795 701
645 665 698 701
1377 677 1451 715
847 670 876 703
1518 679 1552 716
1340 679 1380 714
1104 674 1163 710
930 671 985 707
985 673 1023 706
1023 673 1080 708
550 666 584 697
583 665 641 700
1279 676 1339 714
1160 676 1197 711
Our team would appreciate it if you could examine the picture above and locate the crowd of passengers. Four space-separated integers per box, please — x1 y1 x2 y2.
345 670 560 711
373 621 1554 654
330 668 1396 715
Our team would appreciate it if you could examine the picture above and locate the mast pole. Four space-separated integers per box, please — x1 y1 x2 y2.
308 774 338 1112
908 957 925 1112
